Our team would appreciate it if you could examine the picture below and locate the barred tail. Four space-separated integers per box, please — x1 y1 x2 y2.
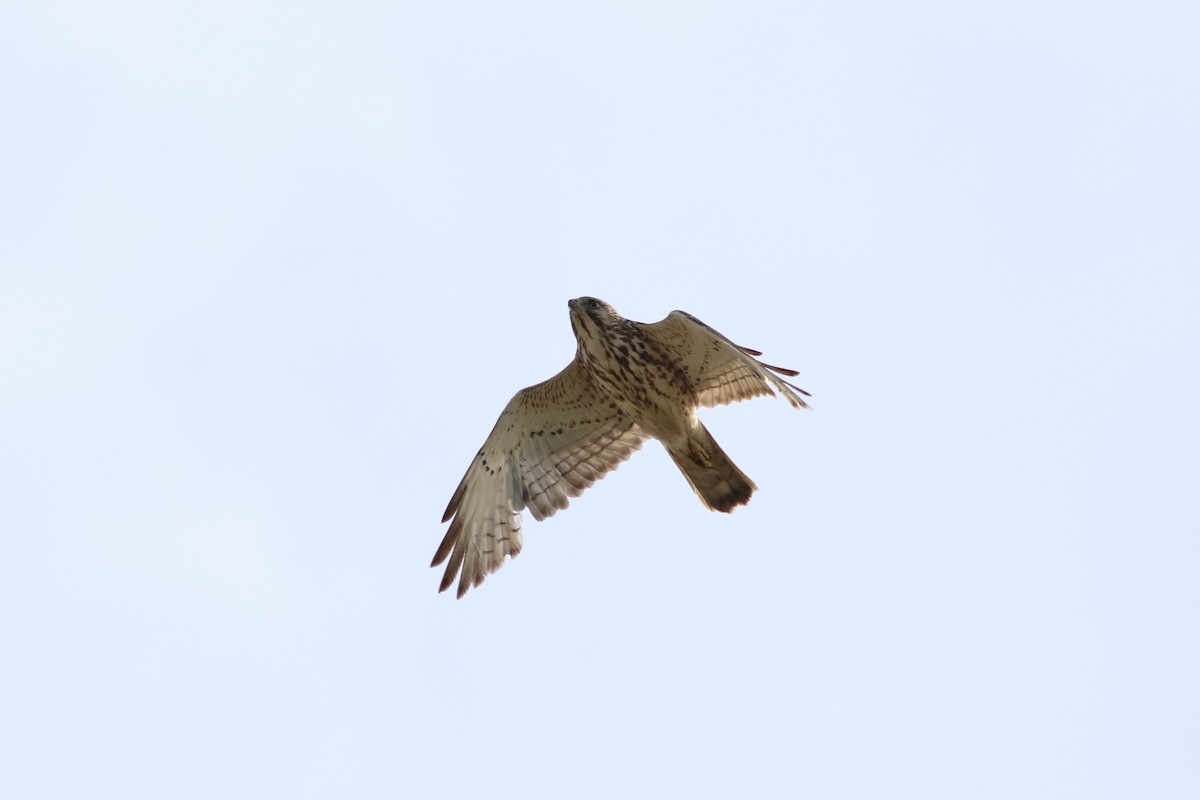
665 423 756 512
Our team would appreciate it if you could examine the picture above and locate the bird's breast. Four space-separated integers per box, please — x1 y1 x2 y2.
581 330 695 441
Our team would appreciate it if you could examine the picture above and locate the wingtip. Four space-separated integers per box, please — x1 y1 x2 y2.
431 525 457 567
456 569 475 599
762 362 800 377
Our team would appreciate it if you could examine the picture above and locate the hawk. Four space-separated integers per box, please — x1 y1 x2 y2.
432 297 810 597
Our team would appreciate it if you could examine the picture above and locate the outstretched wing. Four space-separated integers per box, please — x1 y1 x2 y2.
432 361 647 598
641 310 811 409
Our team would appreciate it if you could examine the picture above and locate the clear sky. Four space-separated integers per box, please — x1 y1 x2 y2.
3 2 1198 798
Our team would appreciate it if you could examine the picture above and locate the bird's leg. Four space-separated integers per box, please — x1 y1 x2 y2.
688 436 712 468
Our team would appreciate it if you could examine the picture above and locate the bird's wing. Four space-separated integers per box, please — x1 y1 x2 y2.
641 310 811 409
432 361 647 598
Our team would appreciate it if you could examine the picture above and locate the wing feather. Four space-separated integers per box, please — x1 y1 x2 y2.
641 310 811 410
433 361 646 598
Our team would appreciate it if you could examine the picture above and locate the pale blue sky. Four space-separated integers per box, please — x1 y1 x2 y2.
3 2 1199 798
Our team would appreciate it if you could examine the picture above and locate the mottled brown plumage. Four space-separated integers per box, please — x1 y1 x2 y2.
432 297 810 598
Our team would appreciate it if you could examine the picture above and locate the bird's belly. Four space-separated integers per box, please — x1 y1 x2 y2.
625 405 695 446
590 372 694 443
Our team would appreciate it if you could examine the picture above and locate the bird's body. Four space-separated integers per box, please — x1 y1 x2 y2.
432 297 809 597
571 301 692 441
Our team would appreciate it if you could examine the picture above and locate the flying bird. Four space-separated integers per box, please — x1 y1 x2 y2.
432 297 810 597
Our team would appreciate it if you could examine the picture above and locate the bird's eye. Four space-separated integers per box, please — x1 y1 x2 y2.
587 299 600 310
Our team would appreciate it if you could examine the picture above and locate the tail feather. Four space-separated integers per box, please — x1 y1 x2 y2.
666 423 756 512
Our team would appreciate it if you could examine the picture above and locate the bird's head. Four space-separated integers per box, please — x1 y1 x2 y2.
568 296 622 330
568 297 625 357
